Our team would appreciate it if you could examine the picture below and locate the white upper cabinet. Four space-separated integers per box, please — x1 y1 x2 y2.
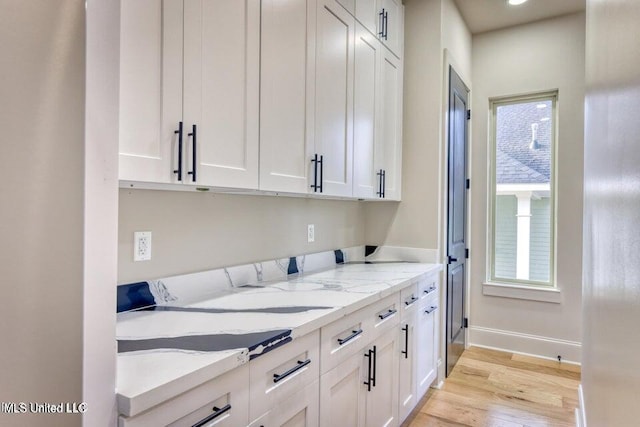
353 23 380 199
260 0 316 194
119 0 183 184
352 0 403 59
379 0 403 57
119 0 259 189
314 0 355 197
375 46 403 200
183 0 260 189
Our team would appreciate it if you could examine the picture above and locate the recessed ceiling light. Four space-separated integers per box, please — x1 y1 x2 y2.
537 104 548 109
507 0 528 5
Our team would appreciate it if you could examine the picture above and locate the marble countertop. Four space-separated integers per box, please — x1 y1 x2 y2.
116 262 442 417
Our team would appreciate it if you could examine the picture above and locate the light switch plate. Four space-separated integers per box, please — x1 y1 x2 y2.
134 231 152 261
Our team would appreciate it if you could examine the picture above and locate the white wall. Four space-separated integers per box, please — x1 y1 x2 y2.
118 190 365 283
0 1 86 426
469 13 585 361
582 0 640 424
84 0 119 425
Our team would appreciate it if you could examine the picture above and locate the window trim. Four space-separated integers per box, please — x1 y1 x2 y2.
487 91 558 289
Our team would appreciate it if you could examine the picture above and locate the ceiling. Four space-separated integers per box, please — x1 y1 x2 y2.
453 0 585 34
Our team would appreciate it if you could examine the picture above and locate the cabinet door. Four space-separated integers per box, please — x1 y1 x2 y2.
183 0 260 189
119 0 183 184
416 305 438 399
397 318 416 423
353 23 380 199
379 0 403 58
315 0 355 197
319 351 366 427
375 46 402 200
249 381 320 427
364 328 399 427
355 0 378 35
260 0 316 194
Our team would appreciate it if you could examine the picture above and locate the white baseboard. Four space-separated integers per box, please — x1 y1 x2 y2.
469 325 581 364
365 245 439 263
575 384 586 427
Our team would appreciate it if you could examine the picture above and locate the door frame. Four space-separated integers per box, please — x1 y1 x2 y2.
437 50 472 384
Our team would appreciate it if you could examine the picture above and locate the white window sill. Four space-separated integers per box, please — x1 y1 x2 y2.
482 282 561 303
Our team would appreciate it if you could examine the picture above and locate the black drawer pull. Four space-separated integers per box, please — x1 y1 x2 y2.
424 286 436 295
425 306 438 315
273 359 311 383
378 309 397 320
405 296 418 306
338 329 363 345
192 404 231 427
371 345 377 387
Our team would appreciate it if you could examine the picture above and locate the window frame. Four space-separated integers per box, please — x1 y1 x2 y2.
487 91 558 288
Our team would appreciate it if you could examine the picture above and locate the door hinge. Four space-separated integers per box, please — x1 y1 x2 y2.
465 248 469 259
466 109 471 120
463 318 468 328
466 178 470 189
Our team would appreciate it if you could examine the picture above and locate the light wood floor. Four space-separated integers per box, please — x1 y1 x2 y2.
403 346 581 427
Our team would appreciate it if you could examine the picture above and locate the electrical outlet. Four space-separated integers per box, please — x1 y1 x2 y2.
307 224 315 243
134 231 152 261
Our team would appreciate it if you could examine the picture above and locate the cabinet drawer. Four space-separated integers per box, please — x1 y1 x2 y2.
320 305 369 374
249 331 320 421
248 380 319 427
418 273 439 307
370 292 401 338
399 283 419 319
119 364 249 427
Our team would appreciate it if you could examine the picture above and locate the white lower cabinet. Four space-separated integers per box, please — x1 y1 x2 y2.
319 345 366 427
320 327 399 427
416 301 438 399
398 284 419 423
364 328 400 427
249 380 320 427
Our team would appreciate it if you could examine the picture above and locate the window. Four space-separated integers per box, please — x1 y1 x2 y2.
489 93 556 287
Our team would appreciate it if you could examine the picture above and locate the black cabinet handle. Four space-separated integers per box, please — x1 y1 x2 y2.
310 154 318 192
192 404 231 427
377 169 383 197
448 255 458 264
424 286 436 295
378 309 397 320
337 329 363 346
425 305 438 315
383 10 389 40
405 296 418 307
174 121 183 181
378 8 385 38
319 154 324 193
187 124 197 182
364 349 373 392
382 170 386 198
371 345 377 387
310 154 323 193
273 359 311 383
401 324 409 359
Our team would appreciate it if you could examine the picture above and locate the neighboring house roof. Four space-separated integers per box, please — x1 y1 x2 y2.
496 100 551 184
496 149 548 184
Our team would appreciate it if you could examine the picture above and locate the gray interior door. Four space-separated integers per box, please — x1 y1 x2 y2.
446 66 469 377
